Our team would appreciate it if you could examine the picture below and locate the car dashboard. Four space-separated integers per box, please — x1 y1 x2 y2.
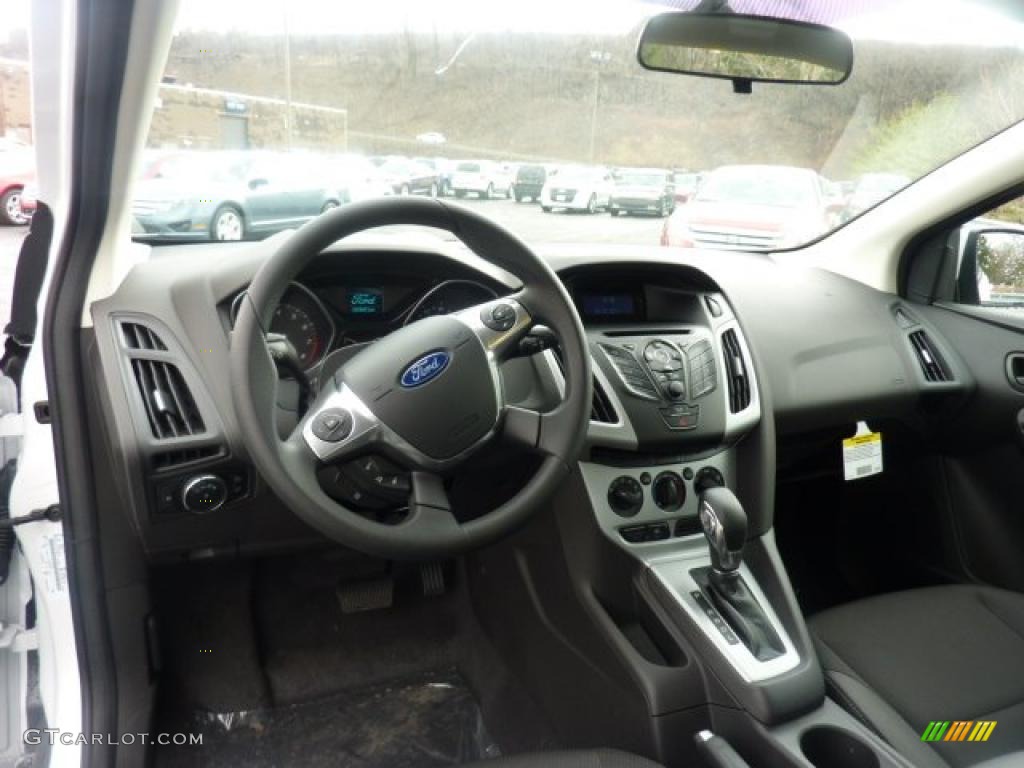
87 235 972 561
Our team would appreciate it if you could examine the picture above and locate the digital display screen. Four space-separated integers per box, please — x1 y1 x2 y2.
581 293 636 318
348 289 383 315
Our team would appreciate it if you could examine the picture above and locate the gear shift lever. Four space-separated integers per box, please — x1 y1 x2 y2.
696 486 785 661
699 486 747 573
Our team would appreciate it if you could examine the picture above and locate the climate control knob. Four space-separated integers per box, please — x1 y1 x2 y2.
653 471 686 511
607 476 644 517
693 466 725 494
182 474 228 514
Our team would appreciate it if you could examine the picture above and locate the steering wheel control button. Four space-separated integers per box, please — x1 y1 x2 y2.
608 475 644 517
482 302 517 332
181 474 228 514
652 471 686 511
659 403 700 430
312 408 354 442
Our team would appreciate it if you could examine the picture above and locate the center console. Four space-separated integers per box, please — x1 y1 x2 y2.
513 265 916 767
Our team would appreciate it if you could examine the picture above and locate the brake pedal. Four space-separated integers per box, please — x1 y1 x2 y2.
420 562 445 597
337 577 394 613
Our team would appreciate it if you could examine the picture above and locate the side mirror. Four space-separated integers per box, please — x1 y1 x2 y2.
958 227 1024 305
248 177 269 190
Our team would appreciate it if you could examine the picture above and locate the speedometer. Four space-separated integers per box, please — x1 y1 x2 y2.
404 280 499 325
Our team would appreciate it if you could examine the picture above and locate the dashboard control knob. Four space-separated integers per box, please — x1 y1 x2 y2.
607 476 643 517
181 474 228 514
694 467 725 494
652 471 686 511
667 380 686 399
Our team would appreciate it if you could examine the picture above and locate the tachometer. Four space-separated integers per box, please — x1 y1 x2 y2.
271 303 322 368
231 282 335 370
404 280 499 325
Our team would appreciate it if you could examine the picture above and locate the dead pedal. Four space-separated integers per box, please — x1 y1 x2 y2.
337 577 394 613
420 563 445 597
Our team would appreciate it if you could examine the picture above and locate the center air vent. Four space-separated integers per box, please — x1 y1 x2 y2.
130 358 205 438
909 330 950 383
721 330 751 413
551 348 618 424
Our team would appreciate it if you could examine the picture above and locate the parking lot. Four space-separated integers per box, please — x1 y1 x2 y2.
0 226 26 335
0 194 668 335
444 196 667 246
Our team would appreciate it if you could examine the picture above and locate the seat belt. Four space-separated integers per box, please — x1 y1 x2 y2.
0 204 54 396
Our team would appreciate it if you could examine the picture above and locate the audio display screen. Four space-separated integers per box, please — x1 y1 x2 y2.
580 293 637 319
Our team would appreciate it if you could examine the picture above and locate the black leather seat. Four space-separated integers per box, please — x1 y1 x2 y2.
464 750 662 768
809 585 1024 768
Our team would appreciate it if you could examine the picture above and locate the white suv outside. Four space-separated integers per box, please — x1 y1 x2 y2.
540 165 614 213
451 160 512 199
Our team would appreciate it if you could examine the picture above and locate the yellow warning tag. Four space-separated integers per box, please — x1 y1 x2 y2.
842 422 883 481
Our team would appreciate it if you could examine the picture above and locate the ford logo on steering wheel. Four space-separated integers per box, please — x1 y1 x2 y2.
399 350 451 388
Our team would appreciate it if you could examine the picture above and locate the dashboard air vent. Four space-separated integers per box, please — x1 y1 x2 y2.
721 330 751 413
131 358 205 438
590 377 617 424
909 330 950 382
121 321 167 351
551 348 618 424
152 445 224 471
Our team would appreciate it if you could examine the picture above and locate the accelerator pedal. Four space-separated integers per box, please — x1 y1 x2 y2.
420 562 446 597
337 576 394 614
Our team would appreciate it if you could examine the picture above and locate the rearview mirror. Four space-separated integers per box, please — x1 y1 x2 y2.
248 177 269 190
637 13 853 90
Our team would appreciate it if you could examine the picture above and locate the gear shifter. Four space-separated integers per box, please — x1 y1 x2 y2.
699 486 747 573
696 487 785 661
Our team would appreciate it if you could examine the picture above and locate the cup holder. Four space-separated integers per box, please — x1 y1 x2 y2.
801 726 880 768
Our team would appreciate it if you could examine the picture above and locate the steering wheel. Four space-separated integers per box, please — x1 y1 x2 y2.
230 197 592 559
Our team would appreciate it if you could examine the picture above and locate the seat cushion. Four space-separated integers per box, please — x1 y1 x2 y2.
810 585 1024 768
463 750 662 768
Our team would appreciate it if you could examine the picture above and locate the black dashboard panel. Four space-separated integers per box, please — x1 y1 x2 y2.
89 236 970 558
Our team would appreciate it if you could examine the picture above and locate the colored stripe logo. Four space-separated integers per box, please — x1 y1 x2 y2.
921 721 996 742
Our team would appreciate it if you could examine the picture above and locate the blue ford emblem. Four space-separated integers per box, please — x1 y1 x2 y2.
400 351 450 388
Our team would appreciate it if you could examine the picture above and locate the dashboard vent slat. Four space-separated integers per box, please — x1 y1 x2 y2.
551 348 618 424
721 330 751 413
121 321 167 351
909 330 950 383
130 358 205 439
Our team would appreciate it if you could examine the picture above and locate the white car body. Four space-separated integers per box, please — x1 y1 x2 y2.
330 155 394 202
540 166 614 212
451 160 511 198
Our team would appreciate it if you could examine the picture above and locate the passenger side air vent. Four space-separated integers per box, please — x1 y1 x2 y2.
551 348 618 424
130 358 206 438
909 330 950 383
721 330 751 413
121 321 167 351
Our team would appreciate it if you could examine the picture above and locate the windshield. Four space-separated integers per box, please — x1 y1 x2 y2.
696 167 818 209
617 172 666 187
134 0 1024 249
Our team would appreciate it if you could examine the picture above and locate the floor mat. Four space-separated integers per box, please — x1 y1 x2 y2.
156 668 500 768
